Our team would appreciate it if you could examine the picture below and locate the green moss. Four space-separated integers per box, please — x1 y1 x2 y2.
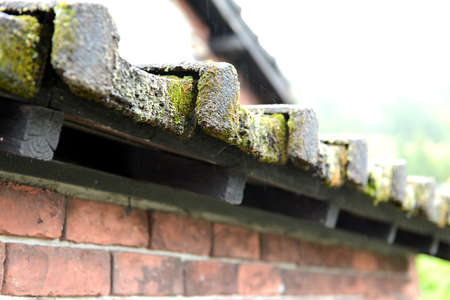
0 14 43 98
364 164 392 204
235 107 287 164
166 75 196 128
404 183 418 212
265 113 288 164
51 2 76 72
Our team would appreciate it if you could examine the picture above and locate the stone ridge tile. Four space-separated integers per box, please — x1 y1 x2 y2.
0 12 47 98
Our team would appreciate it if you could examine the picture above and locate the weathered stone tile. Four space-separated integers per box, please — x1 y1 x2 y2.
404 176 435 213
111 57 196 136
426 185 450 227
438 186 450 226
0 1 54 14
364 159 407 204
317 142 347 187
51 2 118 100
287 108 319 168
236 106 287 164
51 3 197 136
141 62 240 142
0 12 46 98
320 135 368 186
244 104 318 169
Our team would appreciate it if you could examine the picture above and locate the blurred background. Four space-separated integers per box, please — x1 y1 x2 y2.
71 0 450 298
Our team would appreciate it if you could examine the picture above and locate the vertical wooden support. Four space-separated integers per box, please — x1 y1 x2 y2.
0 99 64 160
324 204 340 228
387 224 398 245
429 236 440 256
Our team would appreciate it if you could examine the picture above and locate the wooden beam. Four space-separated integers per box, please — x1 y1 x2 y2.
127 148 247 204
0 99 63 160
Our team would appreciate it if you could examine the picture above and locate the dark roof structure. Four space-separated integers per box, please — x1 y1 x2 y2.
184 0 296 104
1 1 450 260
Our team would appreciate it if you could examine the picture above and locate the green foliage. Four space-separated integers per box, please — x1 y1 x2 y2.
317 99 450 183
417 255 450 300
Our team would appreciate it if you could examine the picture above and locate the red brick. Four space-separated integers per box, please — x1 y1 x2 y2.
283 269 409 296
261 233 301 263
352 251 409 273
0 182 65 239
0 242 4 294
113 251 182 296
238 263 283 295
3 243 110 296
150 211 211 255
185 261 237 296
65 198 149 247
402 256 420 300
283 269 360 295
212 223 260 259
298 242 354 268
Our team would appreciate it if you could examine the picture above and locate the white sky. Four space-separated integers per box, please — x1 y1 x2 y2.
64 0 450 119
236 0 450 110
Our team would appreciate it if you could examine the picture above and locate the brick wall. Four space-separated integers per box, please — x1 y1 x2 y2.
0 181 419 299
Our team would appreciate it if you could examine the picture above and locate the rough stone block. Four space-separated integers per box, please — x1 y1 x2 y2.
111 58 196 136
51 2 118 100
0 1 54 14
365 159 407 204
404 176 435 213
438 186 450 226
425 185 450 227
141 62 240 142
244 104 318 168
0 12 46 98
317 142 347 187
320 136 368 186
426 193 449 227
51 3 197 137
235 107 287 163
287 108 319 168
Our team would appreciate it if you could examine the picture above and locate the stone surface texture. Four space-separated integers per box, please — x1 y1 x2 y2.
320 136 368 186
244 104 318 168
0 12 45 98
141 62 241 141
404 176 435 213
365 159 407 204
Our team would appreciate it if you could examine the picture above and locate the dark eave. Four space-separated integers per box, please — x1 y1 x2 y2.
185 0 296 104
